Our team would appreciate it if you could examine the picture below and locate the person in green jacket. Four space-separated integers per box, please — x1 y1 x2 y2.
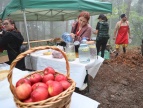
93 14 109 58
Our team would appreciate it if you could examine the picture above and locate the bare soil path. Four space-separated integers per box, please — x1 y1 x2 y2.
75 48 143 108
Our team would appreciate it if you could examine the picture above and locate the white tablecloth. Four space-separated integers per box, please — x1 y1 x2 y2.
25 50 104 88
0 63 100 108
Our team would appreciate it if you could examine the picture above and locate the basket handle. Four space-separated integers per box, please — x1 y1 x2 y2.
7 46 70 98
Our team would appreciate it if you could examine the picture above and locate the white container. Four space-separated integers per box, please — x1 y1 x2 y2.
65 43 76 61
78 38 90 63
87 41 97 59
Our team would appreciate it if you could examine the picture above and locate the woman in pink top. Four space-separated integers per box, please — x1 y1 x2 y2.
70 11 91 42
70 11 92 91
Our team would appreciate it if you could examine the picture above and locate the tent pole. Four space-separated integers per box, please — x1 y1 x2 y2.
23 11 30 48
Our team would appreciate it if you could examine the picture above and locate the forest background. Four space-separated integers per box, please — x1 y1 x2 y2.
0 0 143 47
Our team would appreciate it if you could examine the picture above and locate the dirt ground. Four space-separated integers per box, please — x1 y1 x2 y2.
75 47 143 108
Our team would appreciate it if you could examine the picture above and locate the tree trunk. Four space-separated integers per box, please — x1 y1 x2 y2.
137 0 143 15
125 0 132 20
117 0 122 20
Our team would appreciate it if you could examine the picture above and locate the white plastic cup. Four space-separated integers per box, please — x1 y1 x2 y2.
129 39 132 44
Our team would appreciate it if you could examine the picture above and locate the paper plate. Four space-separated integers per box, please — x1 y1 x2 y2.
0 70 9 81
129 39 132 44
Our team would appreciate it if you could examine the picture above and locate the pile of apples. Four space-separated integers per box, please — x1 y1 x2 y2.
15 67 71 103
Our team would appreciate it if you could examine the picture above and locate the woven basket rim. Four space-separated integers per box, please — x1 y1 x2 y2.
7 46 76 108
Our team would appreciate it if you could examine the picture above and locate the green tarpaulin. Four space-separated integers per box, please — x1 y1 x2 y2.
0 0 112 48
0 0 112 21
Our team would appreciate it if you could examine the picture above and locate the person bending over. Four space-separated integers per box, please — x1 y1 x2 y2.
70 11 92 91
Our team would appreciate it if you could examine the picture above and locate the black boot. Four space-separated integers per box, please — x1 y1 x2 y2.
115 53 118 58
123 47 126 53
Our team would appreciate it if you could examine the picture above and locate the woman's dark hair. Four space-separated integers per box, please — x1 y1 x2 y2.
98 14 104 19
101 15 108 22
4 18 19 32
120 14 126 18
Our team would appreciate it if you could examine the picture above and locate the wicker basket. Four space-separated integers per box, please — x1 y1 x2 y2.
7 46 76 108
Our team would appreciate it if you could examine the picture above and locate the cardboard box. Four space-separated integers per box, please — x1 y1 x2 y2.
0 50 9 63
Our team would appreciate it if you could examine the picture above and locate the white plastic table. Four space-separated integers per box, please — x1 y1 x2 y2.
25 50 104 88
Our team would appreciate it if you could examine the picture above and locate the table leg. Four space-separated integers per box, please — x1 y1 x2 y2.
75 71 89 93
86 70 89 92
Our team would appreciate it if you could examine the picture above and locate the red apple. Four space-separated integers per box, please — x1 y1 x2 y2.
42 74 54 83
60 80 71 90
55 74 67 82
15 83 32 100
31 87 49 102
23 97 33 103
46 80 54 87
48 81 63 97
41 74 44 79
16 78 31 87
44 67 55 75
30 73 42 84
32 82 48 91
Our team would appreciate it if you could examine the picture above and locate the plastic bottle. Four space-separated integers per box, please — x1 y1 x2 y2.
87 41 97 59
78 37 90 63
62 32 73 43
